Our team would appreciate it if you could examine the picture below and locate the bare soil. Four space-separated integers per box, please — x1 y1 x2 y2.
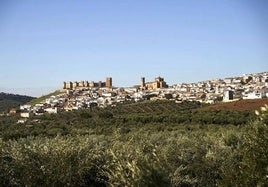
201 98 268 111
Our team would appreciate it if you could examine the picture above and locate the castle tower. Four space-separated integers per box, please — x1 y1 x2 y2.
66 82 73 90
78 81 84 87
63 82 67 89
73 81 78 89
141 77 145 88
98 81 103 87
106 77 112 87
84 81 89 87
69 82 73 90
89 81 94 88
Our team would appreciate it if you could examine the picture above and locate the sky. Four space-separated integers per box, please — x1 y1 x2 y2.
0 0 267 97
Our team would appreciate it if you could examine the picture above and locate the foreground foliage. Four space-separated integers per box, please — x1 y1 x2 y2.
0 101 267 186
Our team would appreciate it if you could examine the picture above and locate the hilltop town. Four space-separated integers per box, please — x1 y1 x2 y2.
13 71 268 123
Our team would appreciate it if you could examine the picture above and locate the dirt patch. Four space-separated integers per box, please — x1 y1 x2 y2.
200 98 268 111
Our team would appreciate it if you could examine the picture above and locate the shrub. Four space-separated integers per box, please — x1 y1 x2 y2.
98 111 113 119
219 105 268 186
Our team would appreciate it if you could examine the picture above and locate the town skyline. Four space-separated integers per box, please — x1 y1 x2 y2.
1 71 267 97
0 0 268 96
14 71 268 122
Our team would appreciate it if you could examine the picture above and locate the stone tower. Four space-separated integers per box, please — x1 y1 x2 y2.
106 77 112 87
141 77 145 88
63 82 67 89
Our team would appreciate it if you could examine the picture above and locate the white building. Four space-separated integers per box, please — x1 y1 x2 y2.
243 92 263 99
20 105 32 111
223 90 234 102
44 107 59 114
20 112 32 118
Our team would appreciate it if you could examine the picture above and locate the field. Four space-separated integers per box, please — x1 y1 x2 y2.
0 100 267 186
200 98 268 111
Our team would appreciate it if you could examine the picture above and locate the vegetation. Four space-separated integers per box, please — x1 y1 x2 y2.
0 92 35 112
0 100 267 186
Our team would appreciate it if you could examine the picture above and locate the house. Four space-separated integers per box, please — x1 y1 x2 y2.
224 78 233 84
44 107 59 114
20 112 32 118
20 105 31 111
34 109 45 116
223 90 234 102
17 119 27 124
243 92 263 99
9 108 19 114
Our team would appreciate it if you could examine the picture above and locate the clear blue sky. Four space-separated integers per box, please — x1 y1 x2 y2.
0 0 267 96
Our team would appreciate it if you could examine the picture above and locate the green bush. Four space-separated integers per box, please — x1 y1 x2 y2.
219 105 268 186
98 111 113 119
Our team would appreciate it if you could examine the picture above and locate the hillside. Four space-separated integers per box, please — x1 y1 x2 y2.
104 100 204 115
0 100 256 139
27 90 65 105
0 92 35 112
200 98 268 111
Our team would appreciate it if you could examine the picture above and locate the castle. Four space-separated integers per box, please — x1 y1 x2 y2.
141 76 168 90
63 77 112 90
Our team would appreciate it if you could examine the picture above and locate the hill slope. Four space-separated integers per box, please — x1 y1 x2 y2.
0 92 35 112
103 100 203 115
200 98 268 111
27 90 65 105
